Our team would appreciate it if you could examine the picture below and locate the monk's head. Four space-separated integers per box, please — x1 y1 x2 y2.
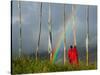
74 45 76 48
70 45 73 48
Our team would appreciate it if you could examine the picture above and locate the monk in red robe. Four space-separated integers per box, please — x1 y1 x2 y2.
68 45 73 64
72 46 79 65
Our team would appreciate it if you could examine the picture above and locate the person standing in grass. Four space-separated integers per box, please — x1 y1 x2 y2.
72 45 79 65
68 45 73 64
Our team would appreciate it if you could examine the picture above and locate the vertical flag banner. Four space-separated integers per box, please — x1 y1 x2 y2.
18 1 22 57
64 4 66 65
86 6 89 66
48 3 53 62
48 3 52 53
36 3 42 61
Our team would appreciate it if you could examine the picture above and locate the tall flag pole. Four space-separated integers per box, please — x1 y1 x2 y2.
48 3 52 63
36 3 42 61
86 6 89 66
64 4 66 65
18 0 22 57
72 5 77 47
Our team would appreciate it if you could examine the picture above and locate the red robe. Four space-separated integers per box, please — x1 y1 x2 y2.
68 48 73 64
72 47 79 65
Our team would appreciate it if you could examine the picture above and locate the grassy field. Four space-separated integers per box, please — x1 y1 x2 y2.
12 56 97 74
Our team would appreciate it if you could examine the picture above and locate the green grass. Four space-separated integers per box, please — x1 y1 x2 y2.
12 56 97 74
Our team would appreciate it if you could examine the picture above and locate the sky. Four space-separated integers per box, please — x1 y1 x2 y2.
11 1 97 57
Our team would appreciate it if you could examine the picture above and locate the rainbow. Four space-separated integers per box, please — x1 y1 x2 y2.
52 14 74 63
52 5 77 63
